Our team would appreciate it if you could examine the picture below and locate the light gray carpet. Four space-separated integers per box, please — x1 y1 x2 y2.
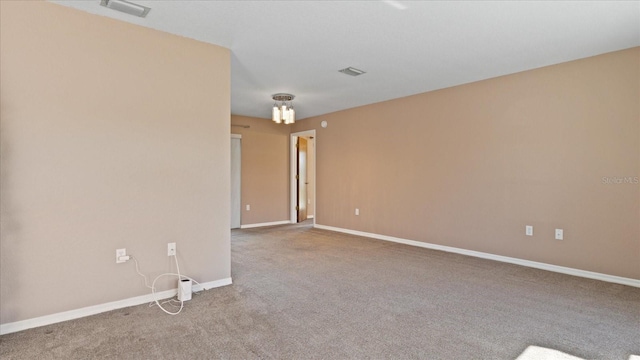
1 222 639 359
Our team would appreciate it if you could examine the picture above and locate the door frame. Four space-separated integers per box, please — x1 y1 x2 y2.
290 130 316 225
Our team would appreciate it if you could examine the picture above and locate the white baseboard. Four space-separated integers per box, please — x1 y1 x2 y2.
0 277 232 335
241 220 291 229
307 215 314 219
314 224 640 288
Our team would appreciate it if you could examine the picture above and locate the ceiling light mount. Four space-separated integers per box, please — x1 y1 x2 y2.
100 0 151 18
272 93 295 102
271 93 296 125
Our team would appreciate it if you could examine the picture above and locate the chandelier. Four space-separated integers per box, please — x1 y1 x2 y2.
271 93 295 124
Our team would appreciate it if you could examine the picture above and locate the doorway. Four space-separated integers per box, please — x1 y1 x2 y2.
290 130 316 224
230 134 241 229
297 137 308 222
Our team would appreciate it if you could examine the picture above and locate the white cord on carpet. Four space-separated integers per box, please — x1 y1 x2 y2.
129 253 206 316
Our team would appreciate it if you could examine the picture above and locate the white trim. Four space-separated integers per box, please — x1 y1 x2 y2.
307 215 314 219
314 224 640 288
290 130 317 226
240 220 291 229
230 134 242 139
193 277 232 292
0 277 232 335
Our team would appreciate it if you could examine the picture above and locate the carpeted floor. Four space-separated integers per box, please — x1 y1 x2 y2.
1 222 639 359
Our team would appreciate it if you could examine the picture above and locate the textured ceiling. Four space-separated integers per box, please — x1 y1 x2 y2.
52 1 640 120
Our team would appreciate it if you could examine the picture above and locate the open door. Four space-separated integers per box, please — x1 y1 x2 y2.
297 137 308 222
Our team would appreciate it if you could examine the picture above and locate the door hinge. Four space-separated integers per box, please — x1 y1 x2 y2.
295 206 299 211
295 174 299 180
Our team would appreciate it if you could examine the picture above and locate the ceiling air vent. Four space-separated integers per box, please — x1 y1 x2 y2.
339 67 366 77
100 0 151 18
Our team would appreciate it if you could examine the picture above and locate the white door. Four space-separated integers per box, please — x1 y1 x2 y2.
230 136 241 229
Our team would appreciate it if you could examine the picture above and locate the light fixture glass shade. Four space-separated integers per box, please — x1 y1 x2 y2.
272 105 281 123
100 0 151 17
288 108 295 124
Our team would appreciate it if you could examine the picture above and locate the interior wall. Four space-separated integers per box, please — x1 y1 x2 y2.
293 47 640 280
0 2 231 324
231 116 290 225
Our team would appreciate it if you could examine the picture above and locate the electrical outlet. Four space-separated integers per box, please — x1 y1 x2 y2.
168 242 176 256
525 225 533 236
555 229 563 240
116 248 127 264
355 208 359 216
246 204 250 211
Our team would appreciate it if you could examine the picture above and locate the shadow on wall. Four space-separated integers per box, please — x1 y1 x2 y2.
0 103 24 323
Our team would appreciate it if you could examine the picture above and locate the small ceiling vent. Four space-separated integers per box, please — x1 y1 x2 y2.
100 0 151 18
339 67 366 77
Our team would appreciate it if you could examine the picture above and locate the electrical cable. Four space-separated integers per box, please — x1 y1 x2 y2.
151 253 184 315
130 256 153 289
151 271 184 315
128 251 207 316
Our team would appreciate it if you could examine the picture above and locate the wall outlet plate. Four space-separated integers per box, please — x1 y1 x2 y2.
555 229 564 240
116 248 126 263
525 225 533 236
168 242 176 256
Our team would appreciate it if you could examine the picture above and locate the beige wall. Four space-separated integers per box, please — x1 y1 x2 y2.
293 48 640 279
231 116 290 225
0 2 231 324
